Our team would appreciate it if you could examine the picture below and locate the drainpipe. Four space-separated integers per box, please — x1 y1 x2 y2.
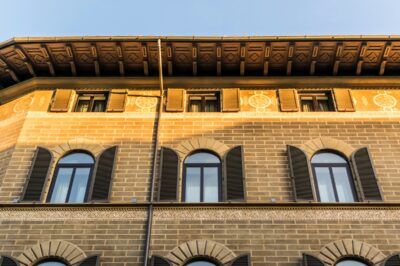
144 38 164 266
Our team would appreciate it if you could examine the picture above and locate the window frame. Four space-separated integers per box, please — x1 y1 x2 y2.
46 151 95 203
335 257 371 266
73 92 108 112
311 151 359 203
182 151 222 202
35 257 70 266
186 91 221 112
298 90 335 112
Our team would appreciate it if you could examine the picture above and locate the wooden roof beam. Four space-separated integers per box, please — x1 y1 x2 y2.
216 44 222 76
333 43 343 75
66 44 77 76
116 44 125 76
91 44 100 76
41 44 56 76
286 43 294 76
0 55 20 82
380 42 391 76
192 43 197 76
263 44 270 76
142 43 149 76
240 43 245 76
310 43 319 75
356 43 367 76
16 46 36 77
167 44 173 76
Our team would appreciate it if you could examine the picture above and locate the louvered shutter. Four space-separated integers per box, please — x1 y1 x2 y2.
303 254 324 266
166 88 185 112
287 145 315 201
384 253 400 266
150 255 172 266
90 146 117 201
50 89 73 112
333 89 355 111
21 147 52 202
279 89 299 112
158 147 179 201
78 255 100 266
0 256 19 266
225 146 245 201
229 254 251 266
351 147 383 201
107 90 127 112
222 88 240 112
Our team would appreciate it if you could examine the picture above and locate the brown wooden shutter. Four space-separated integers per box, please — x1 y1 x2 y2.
279 89 299 111
78 255 100 266
287 145 315 201
90 146 117 201
303 253 324 266
229 254 251 266
166 88 185 112
50 89 73 112
225 146 246 201
150 255 172 266
384 253 400 266
222 88 240 112
158 147 179 201
21 147 52 202
333 89 355 111
0 256 19 266
351 147 383 201
107 90 127 112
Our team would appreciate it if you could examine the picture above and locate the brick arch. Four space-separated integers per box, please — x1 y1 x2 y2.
51 137 105 161
17 240 87 266
165 239 236 266
173 138 230 160
299 137 354 159
318 239 386 266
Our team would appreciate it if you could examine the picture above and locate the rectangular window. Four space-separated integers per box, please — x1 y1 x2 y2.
75 93 107 112
299 92 334 112
187 92 220 112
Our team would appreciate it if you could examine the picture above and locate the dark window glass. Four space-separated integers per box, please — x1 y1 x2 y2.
336 259 368 266
186 261 217 266
48 152 94 203
311 152 357 203
188 93 220 112
183 152 221 202
37 261 67 266
300 92 334 112
75 93 107 112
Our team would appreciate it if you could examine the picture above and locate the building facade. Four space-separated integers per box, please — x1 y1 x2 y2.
0 36 400 266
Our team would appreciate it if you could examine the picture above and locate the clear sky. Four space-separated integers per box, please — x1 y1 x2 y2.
1 0 399 41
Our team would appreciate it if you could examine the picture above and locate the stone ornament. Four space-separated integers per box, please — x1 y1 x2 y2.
373 91 397 111
135 96 158 111
248 91 272 112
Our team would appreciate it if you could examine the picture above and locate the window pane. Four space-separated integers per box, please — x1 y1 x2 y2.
311 152 347 164
185 167 201 202
68 167 91 203
93 100 106 112
76 100 90 112
332 167 355 202
315 167 336 202
185 152 220 164
50 168 73 203
59 153 94 164
301 99 314 112
37 262 67 266
336 260 368 266
317 99 330 111
189 100 202 112
205 100 218 112
186 261 217 266
203 167 219 202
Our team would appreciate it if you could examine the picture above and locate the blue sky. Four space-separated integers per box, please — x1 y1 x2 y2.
1 0 399 41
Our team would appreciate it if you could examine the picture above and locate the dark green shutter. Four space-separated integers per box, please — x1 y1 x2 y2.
351 147 383 201
303 254 324 266
21 147 52 202
287 145 315 201
158 147 179 201
384 253 400 266
229 254 251 266
226 146 246 201
150 255 171 266
78 255 100 266
0 255 19 266
90 146 117 201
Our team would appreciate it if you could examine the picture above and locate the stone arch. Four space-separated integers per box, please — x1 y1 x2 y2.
318 239 386 266
300 137 354 159
173 138 230 160
51 137 105 161
17 240 87 266
165 239 236 266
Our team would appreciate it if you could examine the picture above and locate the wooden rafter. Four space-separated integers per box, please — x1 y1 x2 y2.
66 44 77 76
142 43 149 76
333 43 343 75
192 43 197 76
263 44 270 76
167 43 173 76
356 43 367 76
380 42 391 76
216 44 222 76
91 44 100 76
116 44 125 76
240 43 246 76
286 43 294 76
41 44 56 76
310 42 319 75
16 46 36 77
0 54 20 82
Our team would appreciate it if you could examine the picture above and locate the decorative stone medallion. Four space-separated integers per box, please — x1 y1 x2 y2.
135 96 158 112
13 94 34 114
248 92 272 112
373 91 397 111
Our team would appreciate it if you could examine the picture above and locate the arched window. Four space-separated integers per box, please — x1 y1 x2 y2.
183 151 221 202
336 259 369 266
311 151 357 202
186 260 217 266
48 152 94 203
36 260 67 266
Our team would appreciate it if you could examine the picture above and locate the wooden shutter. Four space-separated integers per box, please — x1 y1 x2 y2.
90 146 117 201
229 254 251 266
303 253 324 266
351 147 383 201
50 89 73 112
78 255 100 266
333 89 355 111
287 145 315 201
150 255 172 266
384 253 400 266
225 146 245 201
21 147 52 202
279 89 299 111
158 147 179 201
107 89 127 112
166 88 185 112
0 256 19 266
222 88 240 112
